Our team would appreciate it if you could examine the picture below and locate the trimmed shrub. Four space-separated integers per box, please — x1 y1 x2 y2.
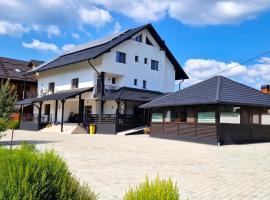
143 127 151 135
0 143 97 200
123 176 179 200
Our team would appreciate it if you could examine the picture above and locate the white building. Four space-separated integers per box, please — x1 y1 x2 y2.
18 24 188 133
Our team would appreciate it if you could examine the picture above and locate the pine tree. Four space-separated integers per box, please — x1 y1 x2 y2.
0 79 17 127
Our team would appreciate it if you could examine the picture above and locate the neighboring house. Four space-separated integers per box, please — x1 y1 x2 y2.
17 24 188 133
141 76 270 145
0 57 42 115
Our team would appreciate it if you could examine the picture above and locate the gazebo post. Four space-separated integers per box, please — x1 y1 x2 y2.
61 99 66 132
215 106 221 145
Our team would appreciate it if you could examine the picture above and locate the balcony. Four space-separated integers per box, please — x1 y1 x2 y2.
94 84 121 98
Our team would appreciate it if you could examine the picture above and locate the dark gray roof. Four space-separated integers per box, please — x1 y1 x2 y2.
103 87 165 102
34 24 188 80
140 76 270 108
15 98 35 106
0 57 38 82
34 87 93 102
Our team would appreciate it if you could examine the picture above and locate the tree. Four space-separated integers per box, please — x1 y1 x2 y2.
0 80 17 136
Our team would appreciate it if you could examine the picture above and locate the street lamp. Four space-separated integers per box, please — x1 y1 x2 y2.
14 68 27 100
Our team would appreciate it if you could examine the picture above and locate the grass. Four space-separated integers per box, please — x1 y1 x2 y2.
0 143 97 200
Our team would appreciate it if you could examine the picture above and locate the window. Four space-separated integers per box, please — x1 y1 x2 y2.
198 112 216 124
143 80 146 89
116 51 126 63
146 36 153 46
135 55 139 62
152 113 163 122
48 82 55 93
44 104 50 115
220 112 240 124
71 78 79 89
112 78 116 84
179 110 187 122
151 60 159 70
144 58 148 64
135 34 142 42
164 110 171 122
252 113 260 124
134 79 137 86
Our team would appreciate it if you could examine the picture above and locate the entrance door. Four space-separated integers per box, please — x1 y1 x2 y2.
85 106 92 122
44 104 51 123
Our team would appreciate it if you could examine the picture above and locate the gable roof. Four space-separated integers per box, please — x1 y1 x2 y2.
103 87 166 102
140 76 270 108
32 24 188 80
0 57 40 82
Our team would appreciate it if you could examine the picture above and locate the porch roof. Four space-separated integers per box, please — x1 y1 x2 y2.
15 98 35 106
16 87 93 105
103 87 165 102
34 87 93 102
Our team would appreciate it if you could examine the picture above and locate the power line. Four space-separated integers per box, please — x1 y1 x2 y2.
185 49 270 86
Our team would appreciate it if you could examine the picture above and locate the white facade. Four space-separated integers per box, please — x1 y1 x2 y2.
35 29 179 123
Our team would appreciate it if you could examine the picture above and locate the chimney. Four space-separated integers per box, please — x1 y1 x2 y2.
261 85 270 94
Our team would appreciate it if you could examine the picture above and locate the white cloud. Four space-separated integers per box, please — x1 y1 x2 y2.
0 20 28 36
71 33 80 39
61 44 75 52
94 0 270 25
79 6 112 27
46 25 61 37
181 57 270 89
112 22 121 33
22 39 61 53
0 0 269 29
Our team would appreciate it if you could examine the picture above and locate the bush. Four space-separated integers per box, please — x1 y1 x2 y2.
7 120 19 130
143 127 151 135
123 176 179 200
0 118 7 132
0 143 97 200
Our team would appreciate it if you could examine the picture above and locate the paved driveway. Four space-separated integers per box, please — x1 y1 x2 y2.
2 130 270 200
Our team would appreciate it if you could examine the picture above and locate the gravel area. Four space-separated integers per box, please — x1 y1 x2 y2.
2 130 270 200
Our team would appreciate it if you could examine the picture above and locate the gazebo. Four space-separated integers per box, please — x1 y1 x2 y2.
141 76 270 145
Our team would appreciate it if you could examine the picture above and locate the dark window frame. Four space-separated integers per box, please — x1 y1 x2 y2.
151 60 159 71
112 77 116 84
134 79 137 86
116 51 126 64
71 78 79 89
135 55 139 62
143 80 147 89
135 34 142 42
48 82 55 93
144 58 148 64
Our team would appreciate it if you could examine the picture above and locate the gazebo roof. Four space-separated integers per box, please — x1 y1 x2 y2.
140 76 270 108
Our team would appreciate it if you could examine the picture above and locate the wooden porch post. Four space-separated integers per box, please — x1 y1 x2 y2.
18 105 23 128
61 99 66 132
54 100 58 124
78 94 82 125
38 101 43 130
115 100 121 133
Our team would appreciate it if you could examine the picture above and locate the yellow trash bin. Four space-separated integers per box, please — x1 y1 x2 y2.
89 124 96 135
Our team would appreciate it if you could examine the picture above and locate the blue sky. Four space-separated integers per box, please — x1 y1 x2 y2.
0 0 270 89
